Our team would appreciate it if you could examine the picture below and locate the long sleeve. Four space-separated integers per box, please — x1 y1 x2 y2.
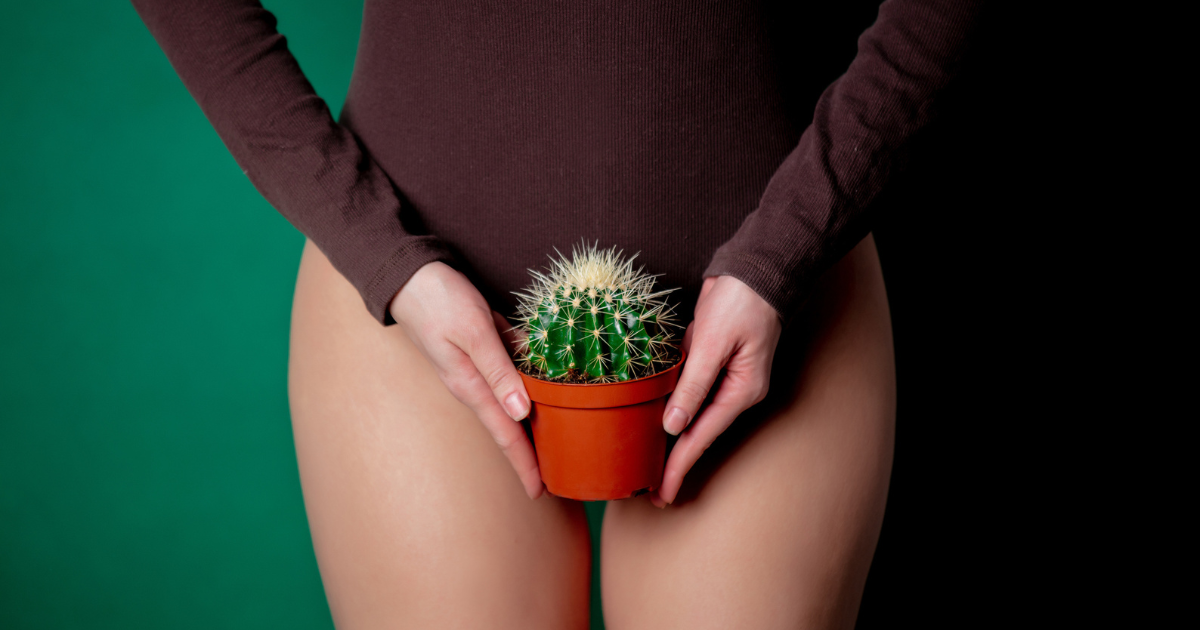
703 0 983 323
131 0 454 325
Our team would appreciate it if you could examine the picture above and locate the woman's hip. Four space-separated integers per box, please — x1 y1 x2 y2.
286 238 591 628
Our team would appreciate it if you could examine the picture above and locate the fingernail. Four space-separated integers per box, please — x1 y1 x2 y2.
505 393 530 421
664 407 689 435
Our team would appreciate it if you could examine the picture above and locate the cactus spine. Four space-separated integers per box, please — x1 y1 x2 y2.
516 243 678 383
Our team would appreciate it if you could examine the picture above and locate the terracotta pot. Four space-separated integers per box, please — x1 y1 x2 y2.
520 353 686 501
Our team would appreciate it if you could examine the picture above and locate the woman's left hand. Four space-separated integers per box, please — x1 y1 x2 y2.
652 275 783 507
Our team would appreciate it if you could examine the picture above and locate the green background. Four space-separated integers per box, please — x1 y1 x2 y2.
0 2 604 628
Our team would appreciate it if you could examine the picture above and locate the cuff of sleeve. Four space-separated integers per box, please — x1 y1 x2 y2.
702 251 814 326
361 236 457 326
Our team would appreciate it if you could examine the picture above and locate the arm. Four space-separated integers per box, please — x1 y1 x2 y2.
704 0 983 323
134 1 542 497
131 0 453 324
656 0 983 506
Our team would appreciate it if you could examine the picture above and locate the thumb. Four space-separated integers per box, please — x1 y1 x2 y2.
662 327 731 435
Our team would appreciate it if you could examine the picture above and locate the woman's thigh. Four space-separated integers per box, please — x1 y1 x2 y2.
601 234 896 630
287 239 591 630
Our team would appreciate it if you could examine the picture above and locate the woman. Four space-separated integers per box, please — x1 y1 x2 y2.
133 0 978 627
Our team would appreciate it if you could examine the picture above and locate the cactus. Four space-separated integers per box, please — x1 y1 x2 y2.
514 243 680 383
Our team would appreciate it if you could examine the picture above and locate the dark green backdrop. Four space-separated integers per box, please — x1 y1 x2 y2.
0 2 604 628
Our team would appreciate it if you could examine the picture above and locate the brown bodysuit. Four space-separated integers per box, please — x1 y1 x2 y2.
132 0 979 325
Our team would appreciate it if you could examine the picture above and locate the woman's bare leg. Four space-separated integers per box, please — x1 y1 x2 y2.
601 234 896 629
287 240 591 629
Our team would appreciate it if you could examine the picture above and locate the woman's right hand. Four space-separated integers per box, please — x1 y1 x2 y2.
388 261 543 499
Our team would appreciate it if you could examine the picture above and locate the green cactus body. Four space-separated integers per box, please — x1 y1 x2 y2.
515 243 679 383
533 297 563 378
551 286 584 372
625 313 653 367
603 289 632 380
582 287 607 379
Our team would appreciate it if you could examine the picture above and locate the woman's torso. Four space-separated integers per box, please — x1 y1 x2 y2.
337 0 879 316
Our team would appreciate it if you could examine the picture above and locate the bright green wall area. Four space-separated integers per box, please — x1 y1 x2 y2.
0 2 605 628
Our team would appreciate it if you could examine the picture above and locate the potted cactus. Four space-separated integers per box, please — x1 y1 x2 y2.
513 243 684 500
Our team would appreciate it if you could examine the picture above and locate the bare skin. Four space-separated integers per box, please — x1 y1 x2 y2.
288 234 893 628
602 235 895 629
288 240 590 630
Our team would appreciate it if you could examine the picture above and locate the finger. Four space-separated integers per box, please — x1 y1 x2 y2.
697 276 716 302
657 370 763 504
680 320 696 354
491 310 526 356
662 327 732 435
439 346 544 499
457 310 531 422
